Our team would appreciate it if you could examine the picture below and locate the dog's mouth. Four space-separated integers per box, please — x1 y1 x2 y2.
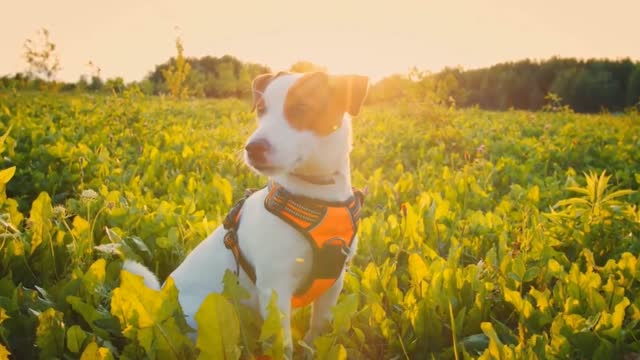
248 162 284 175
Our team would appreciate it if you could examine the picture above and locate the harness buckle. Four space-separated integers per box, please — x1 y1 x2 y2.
223 230 238 250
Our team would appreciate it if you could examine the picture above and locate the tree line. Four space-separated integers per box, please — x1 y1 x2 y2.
1 30 638 113
369 58 640 112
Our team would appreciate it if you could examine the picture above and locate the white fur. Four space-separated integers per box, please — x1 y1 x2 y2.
123 73 358 358
122 259 161 290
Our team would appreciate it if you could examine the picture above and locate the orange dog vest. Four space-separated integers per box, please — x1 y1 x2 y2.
223 181 365 308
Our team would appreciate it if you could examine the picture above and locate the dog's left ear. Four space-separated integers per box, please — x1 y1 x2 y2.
251 73 275 110
330 75 370 116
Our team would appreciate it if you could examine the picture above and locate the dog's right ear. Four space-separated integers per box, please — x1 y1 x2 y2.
251 73 275 111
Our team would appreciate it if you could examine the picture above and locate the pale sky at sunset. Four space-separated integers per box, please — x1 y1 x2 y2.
1 0 638 82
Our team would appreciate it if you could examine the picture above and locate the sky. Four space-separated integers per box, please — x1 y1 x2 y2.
1 0 638 82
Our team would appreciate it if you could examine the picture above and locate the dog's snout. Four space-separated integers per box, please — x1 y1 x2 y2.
245 138 271 163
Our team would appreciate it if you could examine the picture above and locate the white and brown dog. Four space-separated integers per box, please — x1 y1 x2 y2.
124 71 369 356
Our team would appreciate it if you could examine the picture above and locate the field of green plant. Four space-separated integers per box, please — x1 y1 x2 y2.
0 88 639 359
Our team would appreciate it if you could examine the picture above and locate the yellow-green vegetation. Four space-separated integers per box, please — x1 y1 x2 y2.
0 89 639 359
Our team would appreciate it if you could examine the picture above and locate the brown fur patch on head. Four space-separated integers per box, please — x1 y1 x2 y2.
284 72 369 136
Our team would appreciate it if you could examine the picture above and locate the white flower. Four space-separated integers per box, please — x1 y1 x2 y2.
52 205 67 217
81 189 99 200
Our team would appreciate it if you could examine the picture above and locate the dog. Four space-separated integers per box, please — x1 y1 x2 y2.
124 71 369 357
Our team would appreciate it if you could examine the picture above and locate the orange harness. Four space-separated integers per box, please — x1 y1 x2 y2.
223 181 365 308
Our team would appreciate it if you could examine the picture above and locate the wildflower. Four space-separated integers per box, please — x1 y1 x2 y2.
52 205 67 217
81 189 99 200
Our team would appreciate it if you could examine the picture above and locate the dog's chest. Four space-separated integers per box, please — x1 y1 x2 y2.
236 188 314 285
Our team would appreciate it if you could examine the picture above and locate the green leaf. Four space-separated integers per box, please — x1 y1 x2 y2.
66 296 112 339
0 125 12 154
547 259 565 276
333 293 359 333
461 333 489 354
111 271 192 358
83 258 106 300
523 266 540 282
194 293 241 360
0 344 10 359
156 237 171 249
503 288 533 319
258 291 285 359
408 253 428 284
480 322 505 359
529 288 551 313
611 297 630 329
66 325 87 354
0 308 9 324
596 171 610 203
323 344 347 360
36 308 65 359
555 197 590 208
222 270 251 301
527 185 540 203
168 227 179 244
213 176 233 206
566 186 590 196
29 192 53 254
72 215 91 240
80 341 114 360
111 271 180 327
507 272 522 283
314 336 348 360
0 166 16 185
511 256 526 282
602 189 635 203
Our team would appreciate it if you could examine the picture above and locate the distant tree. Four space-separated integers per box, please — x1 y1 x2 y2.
85 61 103 92
366 74 411 104
136 79 155 95
76 75 88 92
549 67 579 108
289 61 327 73
105 77 125 94
626 66 640 108
410 58 638 113
87 76 103 92
145 54 269 98
23 28 61 90
162 37 191 99
434 67 466 107
210 62 236 97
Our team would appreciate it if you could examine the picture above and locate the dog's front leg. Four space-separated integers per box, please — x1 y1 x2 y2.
257 281 294 359
303 272 345 346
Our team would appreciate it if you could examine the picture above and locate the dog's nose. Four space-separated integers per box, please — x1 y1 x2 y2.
245 139 271 163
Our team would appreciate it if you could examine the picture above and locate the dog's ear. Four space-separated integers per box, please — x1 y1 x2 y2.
251 73 275 111
330 75 370 116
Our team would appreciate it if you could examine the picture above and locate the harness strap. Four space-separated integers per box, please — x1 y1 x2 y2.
222 188 258 283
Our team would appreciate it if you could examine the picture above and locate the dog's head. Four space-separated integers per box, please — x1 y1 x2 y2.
244 71 369 179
